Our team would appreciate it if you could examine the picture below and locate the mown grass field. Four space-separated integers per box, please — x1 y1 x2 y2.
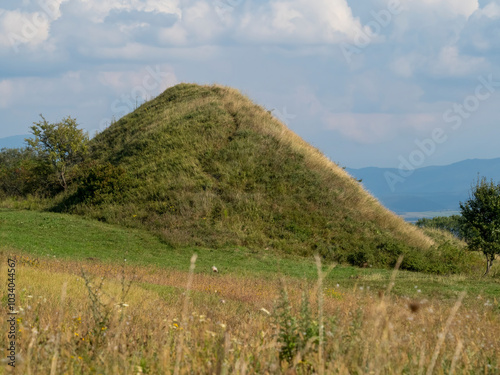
1 209 499 374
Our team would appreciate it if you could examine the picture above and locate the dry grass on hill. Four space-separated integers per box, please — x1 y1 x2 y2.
51 83 440 271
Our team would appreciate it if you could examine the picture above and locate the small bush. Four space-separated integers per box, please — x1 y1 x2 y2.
273 285 319 367
416 215 463 239
347 250 372 267
74 162 130 205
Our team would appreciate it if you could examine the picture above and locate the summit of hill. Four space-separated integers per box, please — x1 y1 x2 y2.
58 83 444 269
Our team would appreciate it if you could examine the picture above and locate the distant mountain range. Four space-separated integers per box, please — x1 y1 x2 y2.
347 158 500 215
0 135 30 149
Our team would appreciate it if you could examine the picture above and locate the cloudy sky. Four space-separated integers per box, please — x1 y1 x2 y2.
1 0 499 168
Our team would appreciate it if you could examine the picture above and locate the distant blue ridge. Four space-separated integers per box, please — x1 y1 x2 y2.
347 158 500 217
0 135 31 149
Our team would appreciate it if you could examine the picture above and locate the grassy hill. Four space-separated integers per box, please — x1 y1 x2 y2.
50 83 459 270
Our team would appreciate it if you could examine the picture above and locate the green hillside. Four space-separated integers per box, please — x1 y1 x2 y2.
53 83 443 269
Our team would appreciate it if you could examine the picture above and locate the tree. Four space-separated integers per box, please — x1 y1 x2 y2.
460 177 500 276
26 115 89 190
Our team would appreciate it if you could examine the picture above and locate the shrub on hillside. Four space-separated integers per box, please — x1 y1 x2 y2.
416 215 463 239
73 162 130 205
343 240 475 275
347 249 373 268
401 242 479 275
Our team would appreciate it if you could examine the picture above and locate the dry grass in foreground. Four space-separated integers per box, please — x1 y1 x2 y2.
0 254 499 374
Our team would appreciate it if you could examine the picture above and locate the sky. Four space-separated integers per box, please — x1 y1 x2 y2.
0 0 499 168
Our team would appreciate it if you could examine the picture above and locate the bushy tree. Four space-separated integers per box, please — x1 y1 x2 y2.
460 178 500 276
26 115 89 190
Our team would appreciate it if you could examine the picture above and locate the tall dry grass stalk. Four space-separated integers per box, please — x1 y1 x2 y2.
314 254 325 375
386 254 404 297
449 339 464 375
426 291 466 375
174 253 197 375
313 254 336 375
50 282 67 375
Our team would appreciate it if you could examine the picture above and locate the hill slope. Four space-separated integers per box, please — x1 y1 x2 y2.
58 84 433 265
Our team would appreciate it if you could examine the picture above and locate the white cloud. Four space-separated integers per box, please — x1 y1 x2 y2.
73 0 181 23
159 23 188 45
0 10 50 50
0 64 177 113
0 0 69 51
479 1 500 18
413 0 479 18
458 1 500 54
0 73 82 109
431 46 485 76
270 3 303 33
391 55 417 78
156 0 365 46
324 113 439 144
98 65 177 95
237 0 365 44
159 1 224 45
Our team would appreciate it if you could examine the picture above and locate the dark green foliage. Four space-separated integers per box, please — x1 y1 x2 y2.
274 286 318 365
427 242 473 274
0 115 89 199
0 147 58 198
343 240 474 275
347 250 372 268
460 177 500 275
416 215 463 239
274 287 298 363
74 162 130 205
390 241 471 275
298 290 319 352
